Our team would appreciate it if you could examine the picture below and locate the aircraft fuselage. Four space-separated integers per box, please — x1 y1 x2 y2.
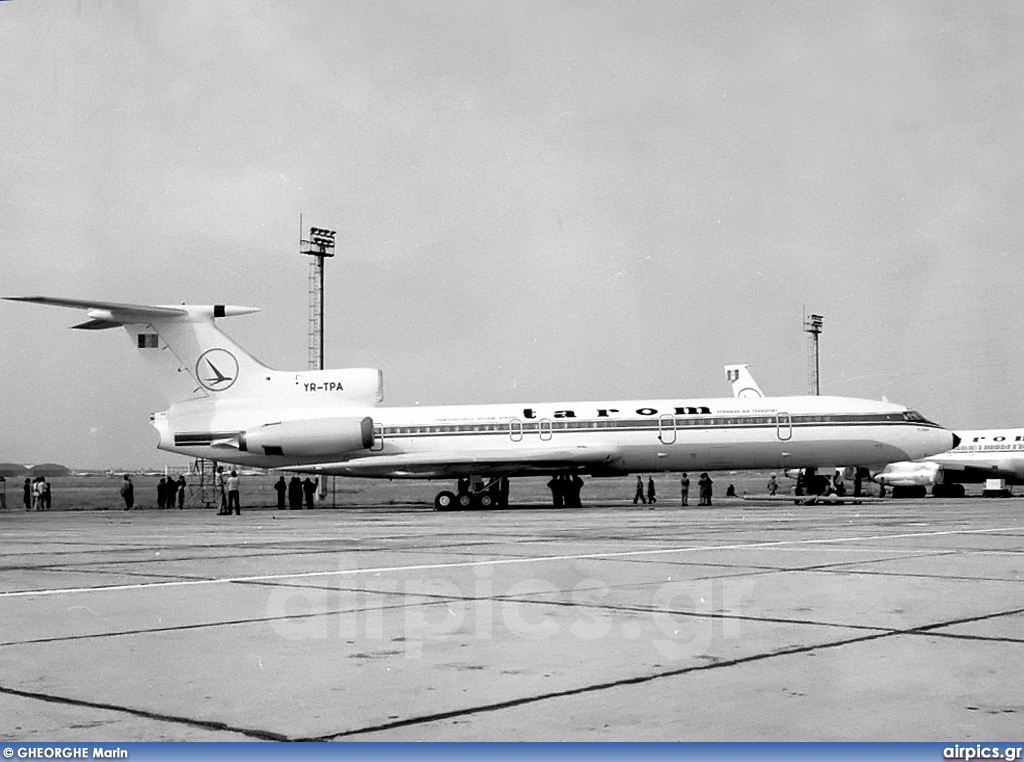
153 394 953 480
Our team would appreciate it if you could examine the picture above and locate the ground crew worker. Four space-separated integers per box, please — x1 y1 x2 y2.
274 476 287 510
120 475 135 511
226 470 241 515
632 475 647 505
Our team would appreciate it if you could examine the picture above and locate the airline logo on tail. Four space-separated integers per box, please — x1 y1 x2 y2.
197 349 238 391
724 364 765 398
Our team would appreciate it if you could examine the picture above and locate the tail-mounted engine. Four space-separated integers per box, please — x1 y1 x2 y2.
237 417 375 457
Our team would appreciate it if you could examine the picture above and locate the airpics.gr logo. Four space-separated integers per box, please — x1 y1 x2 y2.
196 348 239 392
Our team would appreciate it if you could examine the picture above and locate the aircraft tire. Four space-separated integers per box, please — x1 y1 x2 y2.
456 492 474 509
434 491 457 511
477 493 495 509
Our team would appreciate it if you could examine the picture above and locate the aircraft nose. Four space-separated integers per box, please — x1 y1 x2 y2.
952 433 961 449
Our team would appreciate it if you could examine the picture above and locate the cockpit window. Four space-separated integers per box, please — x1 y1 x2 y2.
903 410 937 425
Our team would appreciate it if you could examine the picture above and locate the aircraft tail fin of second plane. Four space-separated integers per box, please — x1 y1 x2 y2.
724 364 765 398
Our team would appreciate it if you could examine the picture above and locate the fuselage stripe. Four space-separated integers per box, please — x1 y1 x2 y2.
172 416 939 448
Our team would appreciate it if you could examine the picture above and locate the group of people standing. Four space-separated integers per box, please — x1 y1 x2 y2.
633 472 715 507
547 474 584 507
679 472 715 506
156 475 187 508
23 477 51 511
113 471 322 513
633 475 657 506
215 466 242 515
274 475 320 510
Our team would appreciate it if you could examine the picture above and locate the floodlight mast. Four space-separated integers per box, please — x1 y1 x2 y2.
300 223 336 371
803 312 824 395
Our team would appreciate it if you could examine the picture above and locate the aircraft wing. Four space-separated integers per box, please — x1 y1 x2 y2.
284 445 623 478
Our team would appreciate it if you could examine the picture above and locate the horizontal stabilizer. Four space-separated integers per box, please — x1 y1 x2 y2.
4 296 188 320
3 297 260 327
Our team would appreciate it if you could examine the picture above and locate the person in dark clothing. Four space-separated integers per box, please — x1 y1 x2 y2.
274 476 287 510
632 475 647 505
288 476 302 509
165 476 178 508
120 475 135 511
23 478 32 511
547 476 564 507
302 477 318 509
646 476 657 508
566 474 584 507
699 472 714 506
176 475 187 508
157 477 167 508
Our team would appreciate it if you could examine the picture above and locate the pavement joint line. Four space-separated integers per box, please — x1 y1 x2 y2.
305 629 901 740
304 605 1024 740
0 683 291 741
2 524 1021 599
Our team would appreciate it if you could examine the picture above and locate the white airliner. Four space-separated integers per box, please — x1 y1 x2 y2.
6 297 958 509
874 430 1024 498
724 364 1020 499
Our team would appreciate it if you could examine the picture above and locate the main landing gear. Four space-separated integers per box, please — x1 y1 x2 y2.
434 476 509 511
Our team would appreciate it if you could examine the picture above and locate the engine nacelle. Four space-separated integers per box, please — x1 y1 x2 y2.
239 416 374 457
874 461 942 487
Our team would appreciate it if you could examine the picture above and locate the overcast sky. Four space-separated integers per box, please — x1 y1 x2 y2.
2 1 1022 469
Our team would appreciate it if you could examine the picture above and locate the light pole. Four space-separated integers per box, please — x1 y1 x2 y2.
300 226 336 370
804 313 824 395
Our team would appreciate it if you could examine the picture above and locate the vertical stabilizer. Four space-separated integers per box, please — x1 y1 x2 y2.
4 297 266 404
724 364 765 398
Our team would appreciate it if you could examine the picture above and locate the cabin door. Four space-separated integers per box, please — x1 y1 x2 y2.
538 418 553 441
776 412 792 441
658 414 677 444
